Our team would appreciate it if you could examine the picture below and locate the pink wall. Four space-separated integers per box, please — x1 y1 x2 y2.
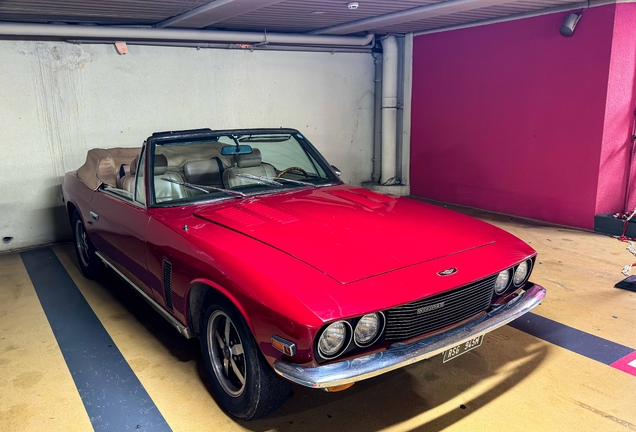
601 3 636 214
410 5 627 229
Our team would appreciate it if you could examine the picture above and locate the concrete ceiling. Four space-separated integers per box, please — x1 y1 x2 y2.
0 0 591 35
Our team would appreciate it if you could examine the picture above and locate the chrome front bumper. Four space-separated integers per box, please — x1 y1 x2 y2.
274 283 546 388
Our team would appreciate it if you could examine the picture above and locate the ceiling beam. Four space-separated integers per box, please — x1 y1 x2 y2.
156 0 286 29
309 0 524 35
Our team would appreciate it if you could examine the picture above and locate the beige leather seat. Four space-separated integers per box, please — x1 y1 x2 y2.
120 157 138 194
153 154 188 203
116 164 131 189
119 154 187 203
223 149 276 188
183 157 225 188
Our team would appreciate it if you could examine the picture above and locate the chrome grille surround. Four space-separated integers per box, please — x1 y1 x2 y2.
384 274 497 341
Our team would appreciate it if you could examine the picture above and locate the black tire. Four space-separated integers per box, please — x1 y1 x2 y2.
199 295 291 420
72 210 102 280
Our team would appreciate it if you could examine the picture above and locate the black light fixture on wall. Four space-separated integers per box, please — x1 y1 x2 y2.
559 0 590 37
559 13 582 36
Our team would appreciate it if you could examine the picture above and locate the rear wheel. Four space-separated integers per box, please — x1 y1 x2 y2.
199 296 290 420
72 211 102 279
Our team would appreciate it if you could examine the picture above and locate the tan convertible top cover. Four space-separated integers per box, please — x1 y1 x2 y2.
77 147 141 190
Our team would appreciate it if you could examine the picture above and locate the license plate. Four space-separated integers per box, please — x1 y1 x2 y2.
442 335 484 363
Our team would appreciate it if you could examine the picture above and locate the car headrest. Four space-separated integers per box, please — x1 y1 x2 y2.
236 148 262 168
118 164 130 179
130 155 139 175
154 154 168 175
184 158 224 185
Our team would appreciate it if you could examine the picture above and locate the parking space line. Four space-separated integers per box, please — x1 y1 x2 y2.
20 247 172 432
609 351 636 377
509 312 635 369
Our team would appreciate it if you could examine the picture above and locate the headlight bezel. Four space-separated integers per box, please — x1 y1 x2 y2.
494 268 513 295
513 259 533 287
353 312 386 348
316 320 353 360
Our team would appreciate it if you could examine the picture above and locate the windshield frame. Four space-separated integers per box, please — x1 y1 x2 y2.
146 128 342 208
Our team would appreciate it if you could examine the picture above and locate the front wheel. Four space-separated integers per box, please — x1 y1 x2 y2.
72 211 102 279
200 296 290 420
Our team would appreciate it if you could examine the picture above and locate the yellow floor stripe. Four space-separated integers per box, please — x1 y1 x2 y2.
0 253 93 432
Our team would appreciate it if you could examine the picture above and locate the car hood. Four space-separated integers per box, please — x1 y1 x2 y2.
193 185 503 285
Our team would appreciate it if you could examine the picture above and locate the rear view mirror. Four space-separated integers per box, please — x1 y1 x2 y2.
221 145 253 155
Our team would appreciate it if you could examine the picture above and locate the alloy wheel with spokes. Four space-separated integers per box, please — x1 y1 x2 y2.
207 310 247 397
71 210 101 279
75 218 90 268
199 297 291 420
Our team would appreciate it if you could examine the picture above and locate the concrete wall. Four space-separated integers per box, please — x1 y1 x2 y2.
0 41 375 252
410 4 635 230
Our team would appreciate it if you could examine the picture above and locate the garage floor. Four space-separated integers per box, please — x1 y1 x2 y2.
1 207 635 432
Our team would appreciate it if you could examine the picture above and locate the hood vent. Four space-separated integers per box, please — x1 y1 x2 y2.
328 189 386 209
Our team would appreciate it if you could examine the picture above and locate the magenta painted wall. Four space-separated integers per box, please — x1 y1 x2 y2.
601 3 636 214
410 5 621 229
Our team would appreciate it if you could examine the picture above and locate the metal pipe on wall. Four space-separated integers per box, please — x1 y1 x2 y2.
381 35 398 185
372 53 383 183
395 36 405 184
0 22 375 47
67 39 373 53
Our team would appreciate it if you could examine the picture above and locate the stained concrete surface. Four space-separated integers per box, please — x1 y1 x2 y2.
1 209 635 431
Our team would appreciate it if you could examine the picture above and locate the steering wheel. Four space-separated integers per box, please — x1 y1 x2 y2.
275 167 309 180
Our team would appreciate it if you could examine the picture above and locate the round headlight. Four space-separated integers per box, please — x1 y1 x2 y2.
494 269 511 294
513 260 531 286
318 321 350 358
354 313 383 346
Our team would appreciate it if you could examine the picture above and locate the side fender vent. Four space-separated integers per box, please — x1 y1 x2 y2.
163 258 174 310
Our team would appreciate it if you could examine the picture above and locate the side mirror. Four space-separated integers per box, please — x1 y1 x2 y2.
221 145 253 155
331 165 342 177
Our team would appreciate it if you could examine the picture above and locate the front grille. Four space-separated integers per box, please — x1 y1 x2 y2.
384 275 497 341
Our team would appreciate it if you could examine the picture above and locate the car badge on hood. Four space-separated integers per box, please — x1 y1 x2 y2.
437 268 458 276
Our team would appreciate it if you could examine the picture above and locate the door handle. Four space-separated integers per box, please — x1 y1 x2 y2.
90 211 99 221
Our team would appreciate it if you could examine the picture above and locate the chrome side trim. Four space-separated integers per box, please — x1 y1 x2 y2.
274 283 546 388
95 251 194 339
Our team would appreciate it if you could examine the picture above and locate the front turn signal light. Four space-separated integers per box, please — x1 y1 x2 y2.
271 335 296 356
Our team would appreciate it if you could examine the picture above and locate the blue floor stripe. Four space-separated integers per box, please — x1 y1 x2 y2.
20 248 171 432
509 312 634 365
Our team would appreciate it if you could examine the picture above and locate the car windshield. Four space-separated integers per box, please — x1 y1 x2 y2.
150 132 337 205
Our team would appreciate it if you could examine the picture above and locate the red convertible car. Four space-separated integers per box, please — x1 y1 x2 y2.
62 128 545 420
